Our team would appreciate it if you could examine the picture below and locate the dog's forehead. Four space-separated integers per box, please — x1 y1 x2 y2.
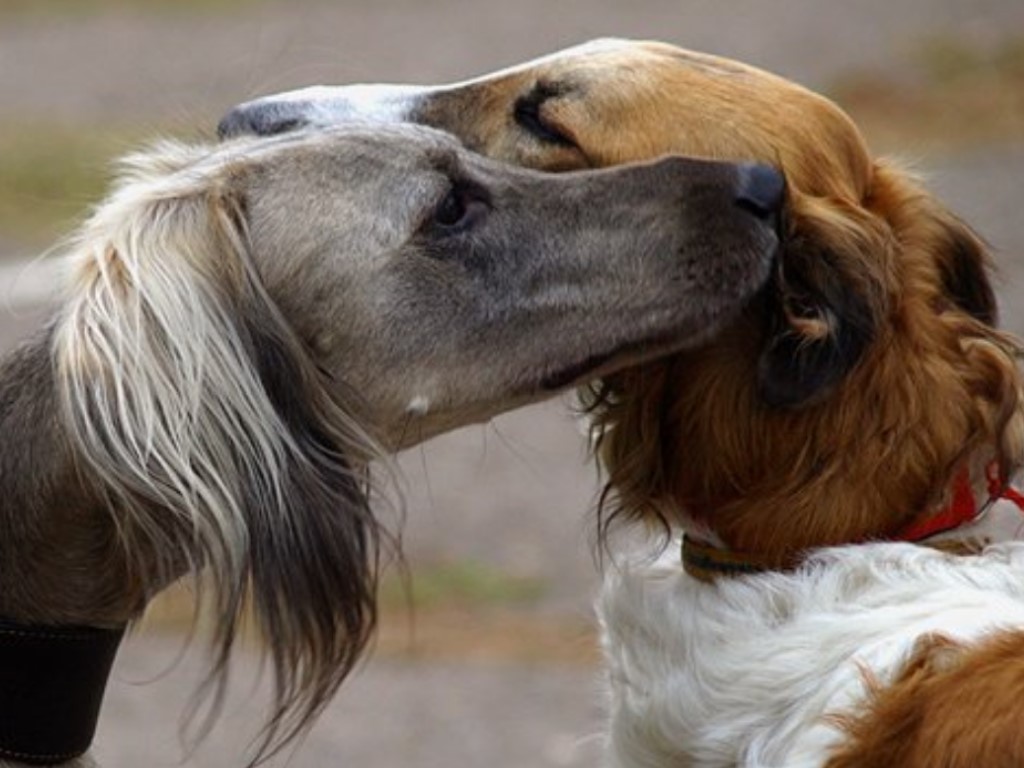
457 39 751 86
439 38 668 95
460 37 634 81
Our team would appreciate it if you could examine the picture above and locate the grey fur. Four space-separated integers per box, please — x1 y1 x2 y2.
0 124 775 766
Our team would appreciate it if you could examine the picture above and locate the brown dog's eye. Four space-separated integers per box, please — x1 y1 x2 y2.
784 294 820 320
513 86 576 148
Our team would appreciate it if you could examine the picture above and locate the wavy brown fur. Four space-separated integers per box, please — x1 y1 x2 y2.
591 163 1024 562
827 630 1024 767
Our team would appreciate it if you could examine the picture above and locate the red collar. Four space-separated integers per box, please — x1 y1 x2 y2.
894 462 1024 540
682 462 1024 583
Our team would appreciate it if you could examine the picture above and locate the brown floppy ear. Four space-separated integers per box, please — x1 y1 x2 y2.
935 214 997 325
756 215 881 409
930 211 1023 479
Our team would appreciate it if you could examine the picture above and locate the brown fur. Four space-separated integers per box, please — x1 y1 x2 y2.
827 630 1024 767
414 43 874 199
388 40 1024 562
597 166 1023 560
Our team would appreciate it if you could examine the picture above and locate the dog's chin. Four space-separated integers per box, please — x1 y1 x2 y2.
539 314 740 392
540 350 618 392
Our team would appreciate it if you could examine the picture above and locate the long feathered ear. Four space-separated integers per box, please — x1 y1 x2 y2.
756 194 885 409
927 209 1024 481
53 144 389 761
933 211 998 325
755 263 877 409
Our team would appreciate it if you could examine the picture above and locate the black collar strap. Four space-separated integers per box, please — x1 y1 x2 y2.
0 621 125 765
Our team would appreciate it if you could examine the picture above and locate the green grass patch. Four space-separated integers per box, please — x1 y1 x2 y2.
380 560 547 613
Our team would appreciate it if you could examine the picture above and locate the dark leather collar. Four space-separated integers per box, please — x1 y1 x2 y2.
0 620 124 765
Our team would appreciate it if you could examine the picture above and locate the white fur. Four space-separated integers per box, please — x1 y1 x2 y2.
598 515 1024 767
240 83 426 127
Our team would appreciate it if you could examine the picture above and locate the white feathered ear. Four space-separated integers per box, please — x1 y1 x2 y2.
54 145 388 759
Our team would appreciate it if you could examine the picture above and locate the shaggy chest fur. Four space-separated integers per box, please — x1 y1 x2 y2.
598 521 1024 768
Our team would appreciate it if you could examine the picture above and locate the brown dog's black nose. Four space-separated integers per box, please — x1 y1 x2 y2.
735 163 786 221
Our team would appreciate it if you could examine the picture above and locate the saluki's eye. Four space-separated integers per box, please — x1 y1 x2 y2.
431 182 488 233
435 187 466 227
513 87 576 148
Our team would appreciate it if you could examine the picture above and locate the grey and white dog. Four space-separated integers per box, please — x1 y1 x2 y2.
0 123 779 766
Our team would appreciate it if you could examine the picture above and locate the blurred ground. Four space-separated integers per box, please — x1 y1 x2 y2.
1 1 1023 766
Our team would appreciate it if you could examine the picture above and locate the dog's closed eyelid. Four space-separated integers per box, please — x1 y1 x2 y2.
513 89 576 148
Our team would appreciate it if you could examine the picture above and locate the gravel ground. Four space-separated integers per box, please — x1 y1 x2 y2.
2 1 1023 766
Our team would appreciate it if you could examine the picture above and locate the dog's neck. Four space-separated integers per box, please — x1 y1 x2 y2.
680 459 1024 582
0 323 139 626
0 324 133 766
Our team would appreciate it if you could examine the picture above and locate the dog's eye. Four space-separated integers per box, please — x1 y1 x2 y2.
431 182 488 233
514 92 575 148
785 294 821 320
435 187 466 227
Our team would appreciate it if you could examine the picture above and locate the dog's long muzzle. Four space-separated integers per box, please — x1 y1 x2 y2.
218 84 426 139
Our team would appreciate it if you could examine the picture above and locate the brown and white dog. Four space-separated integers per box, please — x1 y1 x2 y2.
222 40 1024 766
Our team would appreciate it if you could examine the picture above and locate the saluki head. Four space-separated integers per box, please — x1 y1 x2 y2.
221 39 1023 560
50 123 778 756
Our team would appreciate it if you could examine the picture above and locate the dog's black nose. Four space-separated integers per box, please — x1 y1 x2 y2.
735 163 786 221
218 103 308 139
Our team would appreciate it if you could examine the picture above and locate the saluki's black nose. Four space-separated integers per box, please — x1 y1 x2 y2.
218 103 307 139
735 163 786 221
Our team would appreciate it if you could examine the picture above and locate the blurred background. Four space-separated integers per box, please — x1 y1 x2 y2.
1 1 1022 765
